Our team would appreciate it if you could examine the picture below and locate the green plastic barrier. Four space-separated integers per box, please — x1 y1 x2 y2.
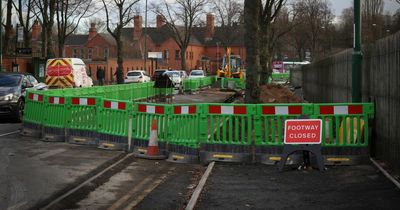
313 103 374 147
42 94 68 135
133 103 170 143
220 78 245 90
199 104 254 145
169 104 199 148
254 104 314 146
66 96 99 141
23 90 45 126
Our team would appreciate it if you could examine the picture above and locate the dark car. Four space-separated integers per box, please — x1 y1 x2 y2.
0 72 47 122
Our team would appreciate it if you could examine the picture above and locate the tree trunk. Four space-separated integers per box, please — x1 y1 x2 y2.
4 0 12 55
23 28 30 48
244 0 261 104
116 36 124 84
259 42 269 85
58 39 64 57
46 0 56 58
180 48 187 70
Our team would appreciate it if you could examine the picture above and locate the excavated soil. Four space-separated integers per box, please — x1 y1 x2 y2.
259 84 303 103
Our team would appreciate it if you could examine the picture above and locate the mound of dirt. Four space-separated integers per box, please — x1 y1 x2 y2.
259 84 303 103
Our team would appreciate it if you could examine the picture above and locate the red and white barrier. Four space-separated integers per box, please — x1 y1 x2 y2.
262 106 302 115
28 93 43 102
209 105 247 115
71 97 96 106
319 105 363 115
103 101 126 110
49 96 65 105
138 104 164 114
174 105 196 114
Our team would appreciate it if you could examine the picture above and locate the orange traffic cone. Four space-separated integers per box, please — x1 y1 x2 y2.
148 119 160 156
133 118 166 160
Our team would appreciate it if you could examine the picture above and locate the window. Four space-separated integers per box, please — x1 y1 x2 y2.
80 49 85 58
73 49 78 58
175 50 180 60
27 75 38 85
88 49 93 59
104 48 109 59
190 52 193 60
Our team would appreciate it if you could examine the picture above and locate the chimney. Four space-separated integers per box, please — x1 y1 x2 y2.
156 15 165 28
31 20 41 41
205 14 215 40
133 15 143 40
89 23 97 40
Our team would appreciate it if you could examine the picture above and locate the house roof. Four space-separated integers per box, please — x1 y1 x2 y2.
65 35 89 45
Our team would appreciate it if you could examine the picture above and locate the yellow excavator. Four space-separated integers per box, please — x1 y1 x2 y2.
217 47 244 79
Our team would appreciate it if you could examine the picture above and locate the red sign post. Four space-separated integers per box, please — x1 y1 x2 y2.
284 119 322 144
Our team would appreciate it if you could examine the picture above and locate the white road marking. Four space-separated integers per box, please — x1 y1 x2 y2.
0 130 20 137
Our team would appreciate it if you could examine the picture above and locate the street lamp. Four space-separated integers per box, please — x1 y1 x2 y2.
144 0 148 72
216 42 220 71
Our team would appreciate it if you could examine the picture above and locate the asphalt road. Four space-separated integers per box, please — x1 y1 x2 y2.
196 163 400 210
0 122 123 210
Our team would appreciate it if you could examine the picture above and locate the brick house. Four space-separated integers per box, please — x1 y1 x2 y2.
62 14 245 82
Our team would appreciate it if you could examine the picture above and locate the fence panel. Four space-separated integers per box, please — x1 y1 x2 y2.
66 96 99 145
22 90 45 137
42 95 68 141
97 99 132 150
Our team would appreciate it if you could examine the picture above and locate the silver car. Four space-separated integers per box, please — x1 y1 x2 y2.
0 72 47 122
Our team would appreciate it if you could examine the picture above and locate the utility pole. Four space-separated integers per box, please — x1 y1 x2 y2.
352 0 362 102
144 0 148 72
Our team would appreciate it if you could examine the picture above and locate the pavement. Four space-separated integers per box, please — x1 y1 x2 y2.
0 121 123 210
196 163 400 210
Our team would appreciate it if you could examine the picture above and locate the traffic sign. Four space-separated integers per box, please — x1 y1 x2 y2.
284 119 322 144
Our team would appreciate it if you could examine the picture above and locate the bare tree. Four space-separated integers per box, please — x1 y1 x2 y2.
102 0 140 84
12 0 36 48
56 0 93 57
212 0 243 49
244 0 261 103
293 0 333 61
33 0 56 58
259 0 296 84
362 0 384 43
153 0 208 71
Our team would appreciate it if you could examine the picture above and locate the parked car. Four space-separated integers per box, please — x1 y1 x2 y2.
0 72 47 122
164 71 183 88
125 70 151 83
179 70 188 80
189 70 205 79
152 69 168 81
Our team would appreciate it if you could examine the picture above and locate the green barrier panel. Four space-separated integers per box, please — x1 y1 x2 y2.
133 103 170 143
23 90 45 126
169 104 199 148
42 94 68 140
313 103 374 147
66 96 99 143
199 104 254 145
220 78 245 90
254 104 314 146
97 98 132 150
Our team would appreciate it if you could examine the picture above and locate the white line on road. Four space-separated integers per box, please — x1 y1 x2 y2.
0 130 20 137
185 161 215 210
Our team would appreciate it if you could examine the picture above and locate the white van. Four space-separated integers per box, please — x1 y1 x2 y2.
45 58 93 88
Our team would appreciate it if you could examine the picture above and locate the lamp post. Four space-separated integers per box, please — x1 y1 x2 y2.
144 0 148 72
216 42 220 71
352 0 362 102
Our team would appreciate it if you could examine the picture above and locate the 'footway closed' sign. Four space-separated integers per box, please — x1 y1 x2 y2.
284 119 322 144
